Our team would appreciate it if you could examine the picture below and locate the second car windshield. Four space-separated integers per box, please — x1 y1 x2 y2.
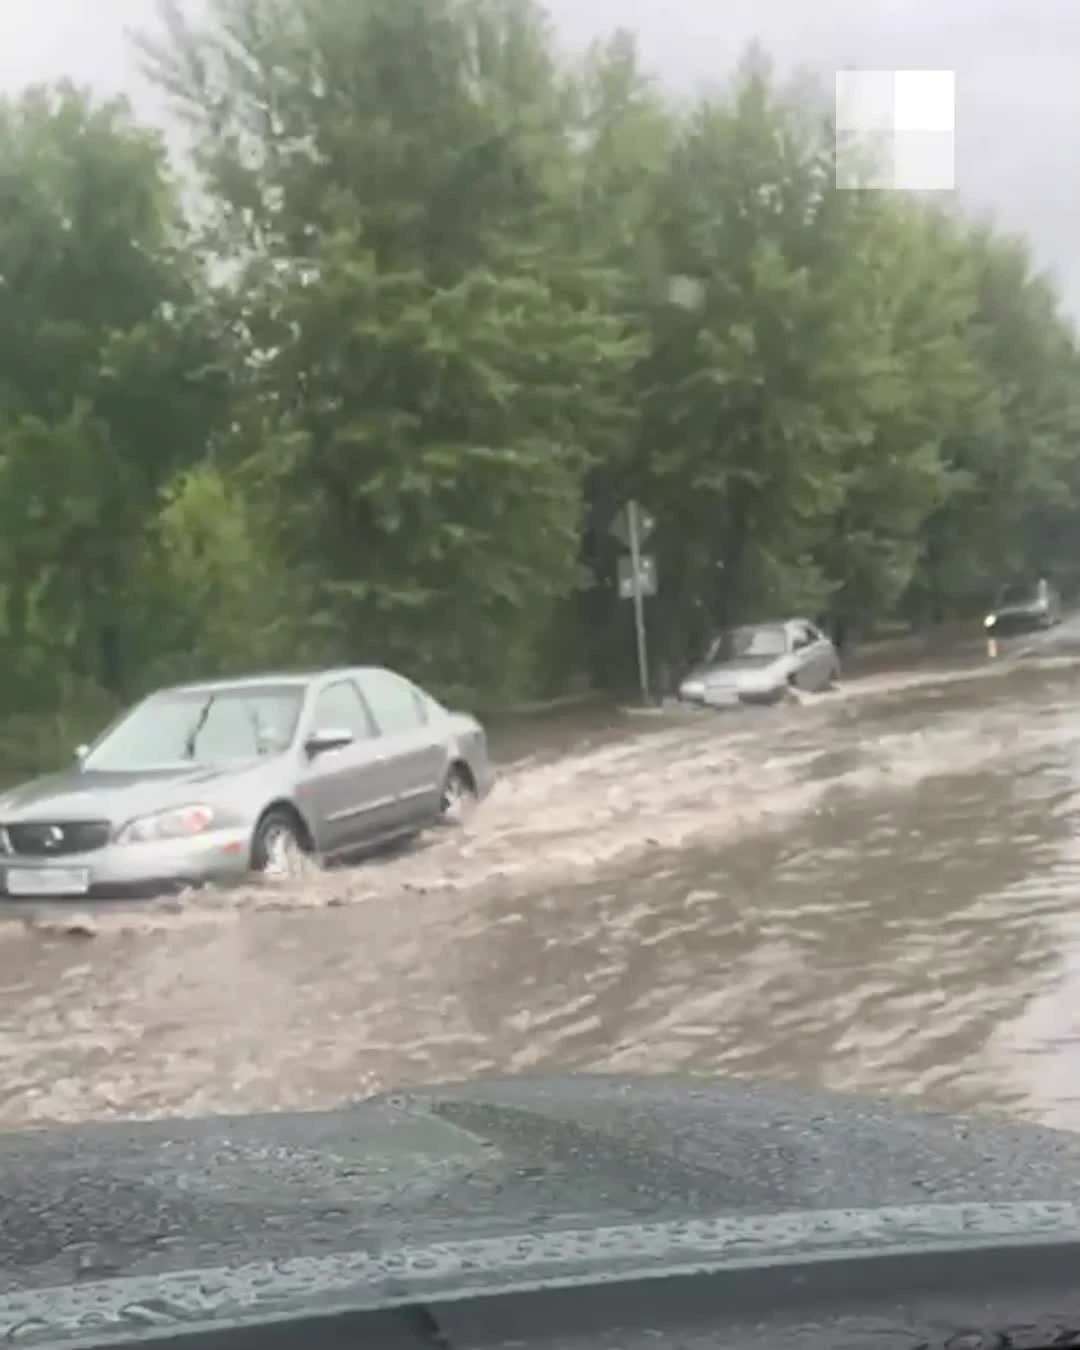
998 583 1036 606
707 625 789 662
83 686 306 771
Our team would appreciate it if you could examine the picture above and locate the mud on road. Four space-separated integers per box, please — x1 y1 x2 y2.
0 653 1078 1128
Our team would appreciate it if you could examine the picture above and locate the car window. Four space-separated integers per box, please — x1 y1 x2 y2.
357 669 428 735
196 697 294 760
728 626 789 659
786 623 811 649
312 680 373 737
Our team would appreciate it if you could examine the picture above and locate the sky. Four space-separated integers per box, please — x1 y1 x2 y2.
1 0 1076 311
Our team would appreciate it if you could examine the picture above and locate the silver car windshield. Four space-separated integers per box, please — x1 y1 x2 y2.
707 625 789 663
83 685 306 771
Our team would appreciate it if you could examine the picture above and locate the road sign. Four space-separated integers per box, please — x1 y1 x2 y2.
610 500 654 551
617 554 657 599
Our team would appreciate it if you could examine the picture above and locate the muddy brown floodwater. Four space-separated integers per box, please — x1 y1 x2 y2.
4 657 1080 1131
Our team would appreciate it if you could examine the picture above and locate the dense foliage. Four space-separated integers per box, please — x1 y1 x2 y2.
1 0 1079 762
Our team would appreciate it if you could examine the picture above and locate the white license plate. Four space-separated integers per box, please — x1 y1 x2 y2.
703 689 739 706
6 867 90 896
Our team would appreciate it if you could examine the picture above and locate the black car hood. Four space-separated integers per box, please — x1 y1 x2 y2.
8 1074 1080 1269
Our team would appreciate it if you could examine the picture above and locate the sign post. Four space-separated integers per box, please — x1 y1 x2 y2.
611 501 657 704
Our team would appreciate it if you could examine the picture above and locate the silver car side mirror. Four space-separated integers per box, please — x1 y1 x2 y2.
304 726 355 758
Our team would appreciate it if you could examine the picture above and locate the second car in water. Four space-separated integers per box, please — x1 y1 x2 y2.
678 619 841 708
0 666 494 900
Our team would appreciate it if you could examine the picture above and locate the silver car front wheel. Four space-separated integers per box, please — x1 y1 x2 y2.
252 809 310 881
440 764 477 826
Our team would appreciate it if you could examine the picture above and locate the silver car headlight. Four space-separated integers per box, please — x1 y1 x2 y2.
681 680 705 698
983 614 996 629
115 804 215 845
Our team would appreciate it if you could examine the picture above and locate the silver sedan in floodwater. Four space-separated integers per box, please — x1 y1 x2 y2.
678 619 840 708
0 667 494 900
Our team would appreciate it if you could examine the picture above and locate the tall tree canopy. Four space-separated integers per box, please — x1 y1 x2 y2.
0 0 1075 764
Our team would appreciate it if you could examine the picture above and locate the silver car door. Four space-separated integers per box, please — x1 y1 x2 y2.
295 678 394 855
356 668 447 827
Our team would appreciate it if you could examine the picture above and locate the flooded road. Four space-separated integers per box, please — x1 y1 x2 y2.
4 657 1080 1132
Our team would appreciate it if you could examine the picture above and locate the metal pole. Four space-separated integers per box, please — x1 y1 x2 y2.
627 501 650 702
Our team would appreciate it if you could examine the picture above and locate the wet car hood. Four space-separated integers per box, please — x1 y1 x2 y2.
5 1073 1080 1333
0 763 275 824
687 655 787 683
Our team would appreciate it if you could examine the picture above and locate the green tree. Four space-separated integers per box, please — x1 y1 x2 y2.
143 0 637 704
812 201 989 639
0 83 230 719
135 460 314 684
623 61 886 666
909 223 1080 616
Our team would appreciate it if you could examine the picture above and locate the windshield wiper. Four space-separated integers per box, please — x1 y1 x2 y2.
183 695 216 760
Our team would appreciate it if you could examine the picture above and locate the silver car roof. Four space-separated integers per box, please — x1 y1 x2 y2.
151 666 406 698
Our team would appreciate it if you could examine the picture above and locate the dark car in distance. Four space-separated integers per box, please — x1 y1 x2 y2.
984 578 1062 637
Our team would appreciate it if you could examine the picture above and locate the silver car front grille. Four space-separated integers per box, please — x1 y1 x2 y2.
2 821 112 857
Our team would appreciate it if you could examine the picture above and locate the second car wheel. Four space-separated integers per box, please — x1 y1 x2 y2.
251 808 311 881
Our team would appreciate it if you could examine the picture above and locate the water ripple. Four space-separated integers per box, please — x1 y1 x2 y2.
0 664 1079 1127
